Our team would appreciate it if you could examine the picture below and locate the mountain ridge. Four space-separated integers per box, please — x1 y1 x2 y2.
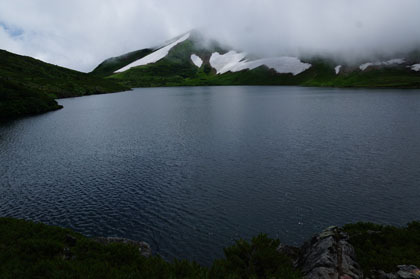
92 30 420 89
2 31 420 119
0 49 129 119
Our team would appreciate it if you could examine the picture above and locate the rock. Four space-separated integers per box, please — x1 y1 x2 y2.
372 266 420 279
319 226 338 239
94 237 152 257
298 226 363 279
397 265 420 279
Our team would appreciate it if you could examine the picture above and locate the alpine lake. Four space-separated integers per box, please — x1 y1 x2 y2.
1 86 420 265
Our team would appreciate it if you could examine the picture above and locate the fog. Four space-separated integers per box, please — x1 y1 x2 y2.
1 0 420 72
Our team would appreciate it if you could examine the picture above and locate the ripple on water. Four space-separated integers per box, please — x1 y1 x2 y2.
1 86 420 264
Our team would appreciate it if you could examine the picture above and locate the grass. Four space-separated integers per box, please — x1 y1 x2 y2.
343 221 420 276
109 39 213 87
209 235 300 279
0 49 129 119
91 48 154 77
0 218 301 279
0 77 62 119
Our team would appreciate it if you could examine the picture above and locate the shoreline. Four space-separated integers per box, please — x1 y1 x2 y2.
1 217 418 278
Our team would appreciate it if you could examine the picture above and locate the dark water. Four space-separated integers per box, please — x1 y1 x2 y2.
1 86 420 264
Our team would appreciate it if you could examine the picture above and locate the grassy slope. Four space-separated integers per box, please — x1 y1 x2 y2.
107 42 420 88
0 218 300 279
91 48 154 77
0 49 128 119
110 40 200 87
344 222 420 276
109 36 230 87
0 78 62 119
302 62 420 88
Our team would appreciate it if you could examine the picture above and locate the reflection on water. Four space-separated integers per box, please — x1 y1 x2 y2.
1 86 420 264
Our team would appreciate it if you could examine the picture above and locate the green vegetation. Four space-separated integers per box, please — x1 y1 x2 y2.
0 218 301 279
2 35 420 119
0 77 62 119
91 48 154 77
107 41 420 89
343 221 420 275
304 67 420 88
1 217 420 278
108 35 228 88
209 235 300 279
110 41 200 88
0 49 128 119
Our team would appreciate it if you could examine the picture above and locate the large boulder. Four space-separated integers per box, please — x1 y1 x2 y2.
297 226 363 279
373 265 420 279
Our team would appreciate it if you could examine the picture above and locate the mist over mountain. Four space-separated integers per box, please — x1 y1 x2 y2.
1 0 420 72
89 30 420 89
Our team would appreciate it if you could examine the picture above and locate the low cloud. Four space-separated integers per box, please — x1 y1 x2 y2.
1 0 419 72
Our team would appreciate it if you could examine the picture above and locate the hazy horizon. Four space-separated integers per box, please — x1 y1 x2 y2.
1 0 420 72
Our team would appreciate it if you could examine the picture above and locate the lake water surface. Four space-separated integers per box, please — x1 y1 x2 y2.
1 86 420 264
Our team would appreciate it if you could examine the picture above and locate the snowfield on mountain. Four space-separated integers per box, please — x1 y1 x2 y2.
90 30 420 89
115 33 190 73
209 51 311 75
190 54 203 67
335 65 342 74
359 58 405 71
411 64 420 71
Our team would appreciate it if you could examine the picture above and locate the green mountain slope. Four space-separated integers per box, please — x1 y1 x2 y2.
0 77 62 119
99 31 420 89
0 49 128 119
91 48 154 77
3 31 419 119
109 37 217 87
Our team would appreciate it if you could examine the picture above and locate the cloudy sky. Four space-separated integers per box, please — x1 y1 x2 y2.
1 0 420 72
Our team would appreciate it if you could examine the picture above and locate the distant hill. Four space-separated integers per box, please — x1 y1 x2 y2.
0 49 128 119
93 30 420 89
2 30 420 119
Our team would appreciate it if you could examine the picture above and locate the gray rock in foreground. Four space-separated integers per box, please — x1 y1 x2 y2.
373 265 420 279
297 226 363 279
94 237 152 257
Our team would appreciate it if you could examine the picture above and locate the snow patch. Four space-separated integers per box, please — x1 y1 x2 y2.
359 62 374 71
359 58 405 71
209 51 311 75
239 57 312 75
410 64 420 71
209 51 247 74
384 58 405 65
115 33 190 73
335 65 342 75
190 54 203 67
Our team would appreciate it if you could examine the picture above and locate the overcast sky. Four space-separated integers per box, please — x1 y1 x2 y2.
1 0 420 72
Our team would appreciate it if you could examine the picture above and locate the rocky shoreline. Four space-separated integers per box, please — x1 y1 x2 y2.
1 217 418 278
292 226 363 279
91 226 419 279
281 226 418 279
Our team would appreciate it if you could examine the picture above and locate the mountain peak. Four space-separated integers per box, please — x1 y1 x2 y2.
90 31 420 89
